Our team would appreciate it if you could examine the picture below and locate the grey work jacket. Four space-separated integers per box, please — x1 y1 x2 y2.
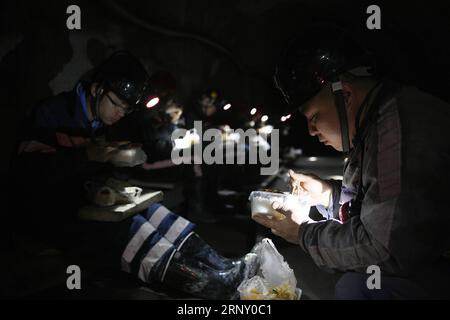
298 82 450 285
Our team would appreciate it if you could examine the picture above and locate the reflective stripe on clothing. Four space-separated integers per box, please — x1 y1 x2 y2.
121 205 195 283
121 219 156 273
165 217 191 243
148 205 171 228
138 237 174 282
145 203 195 245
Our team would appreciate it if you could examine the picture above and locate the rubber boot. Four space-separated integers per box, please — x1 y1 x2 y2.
178 233 242 270
162 253 244 299
159 235 260 300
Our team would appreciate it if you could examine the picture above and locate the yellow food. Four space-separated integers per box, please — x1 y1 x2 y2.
241 285 297 300
271 285 297 300
271 210 286 220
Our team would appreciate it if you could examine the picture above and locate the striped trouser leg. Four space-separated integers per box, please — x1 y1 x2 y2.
120 204 195 283
142 203 195 246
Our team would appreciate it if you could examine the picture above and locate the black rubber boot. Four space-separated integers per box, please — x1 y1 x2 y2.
162 252 245 299
178 233 242 271
159 235 259 300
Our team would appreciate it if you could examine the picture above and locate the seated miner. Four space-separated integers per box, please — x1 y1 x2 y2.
197 90 230 131
140 95 186 163
252 24 450 299
10 51 257 299
164 95 185 127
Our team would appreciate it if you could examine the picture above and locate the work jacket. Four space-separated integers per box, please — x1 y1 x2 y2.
299 81 450 293
10 83 111 247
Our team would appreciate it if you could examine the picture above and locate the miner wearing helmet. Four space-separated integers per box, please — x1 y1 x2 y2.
253 24 450 299
9 52 258 299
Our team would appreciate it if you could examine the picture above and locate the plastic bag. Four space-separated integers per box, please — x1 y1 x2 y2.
238 238 301 300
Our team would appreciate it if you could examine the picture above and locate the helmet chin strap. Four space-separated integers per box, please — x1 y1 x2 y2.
92 85 105 125
331 81 351 153
88 86 105 143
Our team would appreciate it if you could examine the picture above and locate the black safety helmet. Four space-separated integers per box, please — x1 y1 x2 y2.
274 24 375 152
274 24 375 111
92 51 151 110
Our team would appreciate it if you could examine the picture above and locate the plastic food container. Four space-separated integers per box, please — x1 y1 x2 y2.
249 191 310 221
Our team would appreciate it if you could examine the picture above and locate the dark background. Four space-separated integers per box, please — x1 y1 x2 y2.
1 0 450 174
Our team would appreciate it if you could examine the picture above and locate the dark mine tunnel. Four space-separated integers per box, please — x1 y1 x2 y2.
1 0 450 306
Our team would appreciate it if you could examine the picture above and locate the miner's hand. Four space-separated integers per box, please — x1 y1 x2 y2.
289 169 332 208
252 201 311 244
